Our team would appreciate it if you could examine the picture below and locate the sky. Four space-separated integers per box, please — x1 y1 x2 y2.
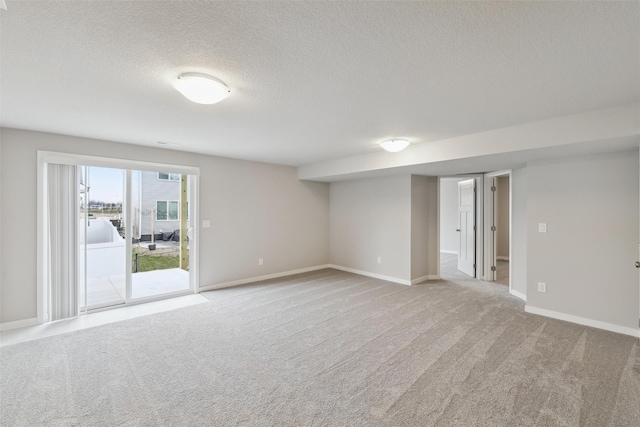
87 166 124 203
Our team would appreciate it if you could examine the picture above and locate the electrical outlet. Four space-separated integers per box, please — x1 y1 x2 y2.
538 282 547 293
377 257 382 264
538 223 547 233
258 258 263 266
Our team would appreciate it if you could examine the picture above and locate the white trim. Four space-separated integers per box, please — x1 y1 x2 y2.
439 250 458 255
37 151 200 176
125 169 133 303
410 275 440 285
37 157 47 323
436 180 441 280
1 295 208 348
509 289 526 301
497 256 510 261
199 265 331 292
328 264 411 286
0 317 38 332
525 305 640 338
191 175 200 293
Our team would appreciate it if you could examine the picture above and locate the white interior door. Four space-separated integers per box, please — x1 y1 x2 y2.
457 178 476 277
488 176 497 281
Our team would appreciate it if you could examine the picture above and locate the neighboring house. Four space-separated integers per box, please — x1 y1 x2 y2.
132 171 188 240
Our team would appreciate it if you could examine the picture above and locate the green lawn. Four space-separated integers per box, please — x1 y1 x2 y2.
132 250 189 273
134 254 180 272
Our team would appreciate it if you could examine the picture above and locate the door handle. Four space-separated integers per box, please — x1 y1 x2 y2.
456 229 461 232
636 261 640 268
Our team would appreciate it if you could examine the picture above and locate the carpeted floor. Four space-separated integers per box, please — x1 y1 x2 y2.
1 268 639 426
440 252 509 286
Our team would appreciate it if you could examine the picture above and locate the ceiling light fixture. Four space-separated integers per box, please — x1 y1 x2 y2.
172 72 230 105
380 138 410 153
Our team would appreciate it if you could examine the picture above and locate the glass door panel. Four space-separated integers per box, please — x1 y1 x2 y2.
130 170 190 299
82 166 127 310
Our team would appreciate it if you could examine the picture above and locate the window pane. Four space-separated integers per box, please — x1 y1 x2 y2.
157 201 168 220
168 201 179 220
158 172 169 180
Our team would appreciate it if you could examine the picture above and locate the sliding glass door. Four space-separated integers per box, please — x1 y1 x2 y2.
129 170 191 300
38 152 200 323
76 165 195 313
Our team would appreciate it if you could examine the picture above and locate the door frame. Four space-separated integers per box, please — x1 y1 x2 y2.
437 174 484 280
456 178 477 277
483 170 512 290
37 151 200 323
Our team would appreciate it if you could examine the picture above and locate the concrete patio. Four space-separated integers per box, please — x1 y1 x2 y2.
85 268 190 310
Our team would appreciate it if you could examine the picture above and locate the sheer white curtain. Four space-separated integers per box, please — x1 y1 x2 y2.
46 163 79 321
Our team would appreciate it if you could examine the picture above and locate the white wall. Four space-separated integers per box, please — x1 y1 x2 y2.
439 178 465 253
0 134 3 324
496 176 510 259
510 168 527 299
411 176 438 281
0 128 330 324
330 175 412 282
525 150 639 330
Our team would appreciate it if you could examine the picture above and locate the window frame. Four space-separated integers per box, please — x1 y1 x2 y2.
156 200 180 221
158 172 180 181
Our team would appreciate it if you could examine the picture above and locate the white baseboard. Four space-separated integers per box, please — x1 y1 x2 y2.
411 275 440 285
509 288 526 301
440 250 458 255
0 317 38 332
497 256 510 261
524 305 639 338
199 265 331 292
328 264 411 286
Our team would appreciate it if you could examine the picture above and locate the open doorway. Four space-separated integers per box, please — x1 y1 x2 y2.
484 170 512 289
437 172 514 294
494 176 510 286
438 175 483 281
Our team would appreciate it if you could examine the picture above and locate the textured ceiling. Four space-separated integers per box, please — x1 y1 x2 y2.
1 1 638 166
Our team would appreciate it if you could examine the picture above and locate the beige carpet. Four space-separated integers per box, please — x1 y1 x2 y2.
440 252 509 286
1 268 639 426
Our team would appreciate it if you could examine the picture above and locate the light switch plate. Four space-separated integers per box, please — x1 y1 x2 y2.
538 223 547 233
202 220 211 228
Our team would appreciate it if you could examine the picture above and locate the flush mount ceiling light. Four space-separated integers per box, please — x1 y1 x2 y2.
380 138 410 153
172 72 230 104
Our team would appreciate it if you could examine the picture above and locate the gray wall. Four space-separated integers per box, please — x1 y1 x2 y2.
439 178 465 253
411 176 438 280
510 168 527 298
0 128 330 323
526 150 639 329
496 176 510 259
330 175 412 281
